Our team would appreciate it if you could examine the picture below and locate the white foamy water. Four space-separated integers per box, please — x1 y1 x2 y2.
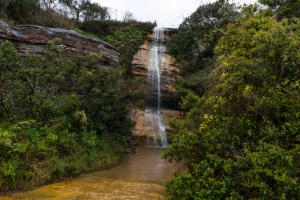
146 27 168 147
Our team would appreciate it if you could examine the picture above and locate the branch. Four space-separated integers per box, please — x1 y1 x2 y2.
26 75 35 92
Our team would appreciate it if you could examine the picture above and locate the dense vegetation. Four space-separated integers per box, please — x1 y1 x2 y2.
81 20 155 74
0 39 137 192
0 0 154 193
0 0 156 74
163 0 300 199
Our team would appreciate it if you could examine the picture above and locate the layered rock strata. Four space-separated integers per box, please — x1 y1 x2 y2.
130 28 180 145
0 20 120 67
131 30 180 109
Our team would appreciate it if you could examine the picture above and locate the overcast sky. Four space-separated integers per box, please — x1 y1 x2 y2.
94 0 256 28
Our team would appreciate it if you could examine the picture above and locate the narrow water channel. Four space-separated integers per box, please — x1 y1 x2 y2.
1 147 183 200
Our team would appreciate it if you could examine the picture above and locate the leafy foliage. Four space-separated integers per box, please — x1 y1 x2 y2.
104 25 150 73
166 0 239 101
259 0 300 20
4 0 40 24
163 10 300 199
80 20 155 74
0 0 111 28
0 39 141 192
167 0 237 62
83 2 110 21
75 65 134 141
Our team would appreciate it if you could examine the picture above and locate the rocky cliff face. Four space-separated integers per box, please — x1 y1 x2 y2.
0 20 120 67
0 21 180 146
130 28 180 146
131 28 180 109
130 108 181 146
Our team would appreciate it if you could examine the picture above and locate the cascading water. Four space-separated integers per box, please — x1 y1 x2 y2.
146 27 168 147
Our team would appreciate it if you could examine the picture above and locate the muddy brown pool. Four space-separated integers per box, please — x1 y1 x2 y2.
1 147 183 200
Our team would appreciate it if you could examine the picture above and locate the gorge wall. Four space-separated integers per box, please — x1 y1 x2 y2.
130 28 181 146
131 28 179 109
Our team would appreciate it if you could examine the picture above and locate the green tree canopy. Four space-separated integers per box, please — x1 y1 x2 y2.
259 0 300 20
5 0 40 23
59 0 90 22
163 12 300 199
166 0 239 100
83 2 110 21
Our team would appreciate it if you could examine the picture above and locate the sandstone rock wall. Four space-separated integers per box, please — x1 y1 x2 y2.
130 28 180 145
130 108 180 146
131 28 180 109
0 20 120 67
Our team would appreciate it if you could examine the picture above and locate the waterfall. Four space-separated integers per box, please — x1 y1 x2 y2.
146 27 168 147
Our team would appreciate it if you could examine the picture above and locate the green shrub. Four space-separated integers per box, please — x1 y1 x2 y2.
164 13 300 199
0 39 138 192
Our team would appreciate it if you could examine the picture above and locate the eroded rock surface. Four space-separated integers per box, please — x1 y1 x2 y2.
131 29 180 109
130 108 180 146
131 41 150 77
0 20 120 67
130 28 180 145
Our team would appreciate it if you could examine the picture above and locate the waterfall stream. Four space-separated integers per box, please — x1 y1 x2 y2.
146 27 168 147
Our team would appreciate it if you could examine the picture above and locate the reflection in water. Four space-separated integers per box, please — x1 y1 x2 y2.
1 147 183 200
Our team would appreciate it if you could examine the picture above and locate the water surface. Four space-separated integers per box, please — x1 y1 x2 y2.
1 147 183 200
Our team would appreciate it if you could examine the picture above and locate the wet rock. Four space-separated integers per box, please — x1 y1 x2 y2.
130 108 180 146
131 28 180 110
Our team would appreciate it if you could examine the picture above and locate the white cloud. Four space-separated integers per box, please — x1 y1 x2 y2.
94 0 256 28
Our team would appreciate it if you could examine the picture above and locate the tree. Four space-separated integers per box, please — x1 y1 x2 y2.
39 0 57 10
166 0 239 99
122 10 135 22
0 0 11 18
0 41 21 120
75 66 135 139
104 25 147 74
0 39 142 191
6 0 40 23
163 11 300 199
258 0 292 9
0 20 153 189
83 2 110 21
59 0 90 22
276 0 300 20
259 0 300 20
168 0 238 61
